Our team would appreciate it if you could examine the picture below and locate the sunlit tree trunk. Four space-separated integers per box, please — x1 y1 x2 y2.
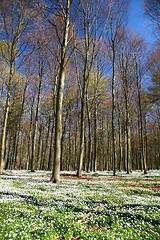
107 0 129 175
14 80 28 168
48 121 54 171
117 92 123 171
30 62 44 172
27 96 35 170
135 56 147 174
86 94 92 172
60 112 68 171
0 52 14 173
68 102 72 170
93 75 98 172
51 0 71 183
18 132 24 170
77 1 97 176
78 88 86 176
42 117 51 170
112 39 117 176
48 73 58 171
74 87 79 171
4 137 12 170
36 125 42 169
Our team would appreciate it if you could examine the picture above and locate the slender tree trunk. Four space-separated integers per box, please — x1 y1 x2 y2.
112 40 117 176
51 0 71 183
94 96 97 172
42 118 51 170
60 113 68 171
77 4 93 177
0 54 14 173
4 137 12 170
19 132 24 170
86 95 92 172
30 64 43 172
106 111 110 170
36 125 42 169
14 81 28 167
74 88 79 171
68 103 72 170
125 104 130 174
137 112 142 170
77 24 90 176
144 115 148 169
77 89 86 177
48 74 58 171
158 123 160 169
84 126 87 172
48 121 54 171
11 133 17 169
40 127 44 170
27 96 35 170
117 98 123 172
135 58 147 174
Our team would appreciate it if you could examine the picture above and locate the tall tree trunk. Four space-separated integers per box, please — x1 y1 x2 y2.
128 114 132 172
144 115 148 169
106 111 110 171
74 88 79 171
68 103 72 171
42 118 51 170
60 113 68 171
0 52 14 173
40 127 45 170
86 95 92 172
125 99 130 174
27 96 35 170
135 58 147 174
48 121 54 171
36 125 42 169
4 137 12 170
137 111 142 170
117 96 123 172
18 131 24 170
51 0 71 183
14 81 28 167
30 62 44 172
48 74 58 171
77 89 86 177
112 40 117 176
94 90 98 172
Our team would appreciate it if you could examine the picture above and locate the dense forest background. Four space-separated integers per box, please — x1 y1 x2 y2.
0 0 159 182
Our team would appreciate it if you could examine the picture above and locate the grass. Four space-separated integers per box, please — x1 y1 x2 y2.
0 171 160 239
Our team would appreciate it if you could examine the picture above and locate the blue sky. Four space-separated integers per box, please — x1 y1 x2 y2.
128 0 156 46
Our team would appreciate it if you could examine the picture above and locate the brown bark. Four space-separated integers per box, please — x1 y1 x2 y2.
51 0 71 184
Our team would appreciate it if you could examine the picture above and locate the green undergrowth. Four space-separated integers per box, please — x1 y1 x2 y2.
0 174 160 239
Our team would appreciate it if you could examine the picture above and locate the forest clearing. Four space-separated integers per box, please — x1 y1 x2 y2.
0 170 160 239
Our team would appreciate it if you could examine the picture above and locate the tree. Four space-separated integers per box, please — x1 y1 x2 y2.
133 34 148 174
117 30 135 174
106 0 129 175
76 0 110 177
0 0 35 173
50 0 72 183
147 43 160 105
147 42 160 169
144 0 160 38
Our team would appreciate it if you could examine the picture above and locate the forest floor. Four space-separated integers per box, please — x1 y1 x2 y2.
0 170 160 239
61 174 160 192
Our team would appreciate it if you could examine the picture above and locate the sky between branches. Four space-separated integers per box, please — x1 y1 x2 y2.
128 0 156 46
